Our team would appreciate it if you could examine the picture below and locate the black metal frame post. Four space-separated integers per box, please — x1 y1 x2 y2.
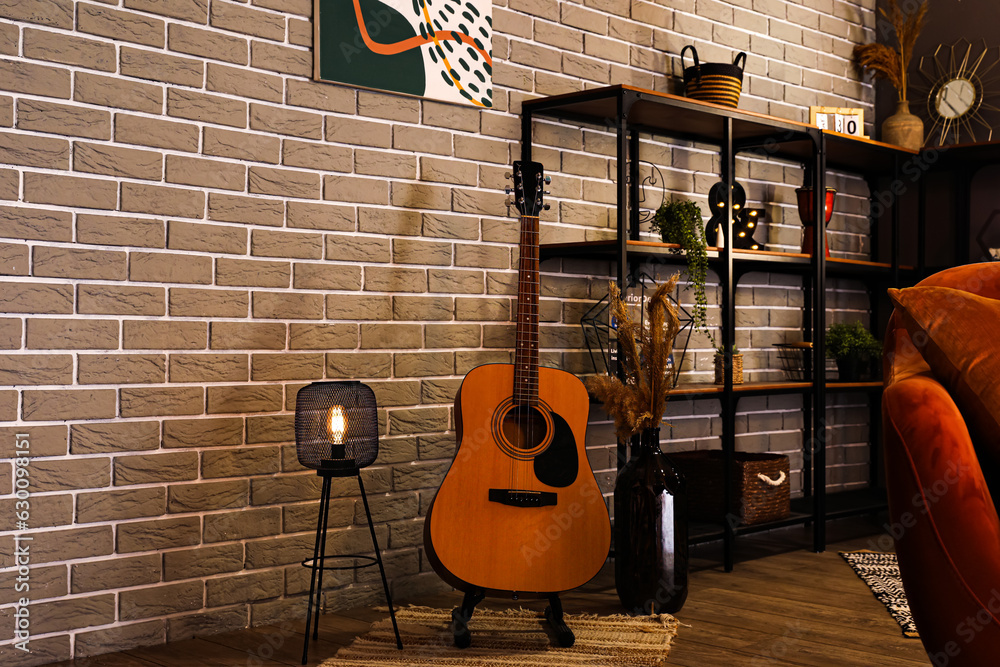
812 131 827 553
721 117 736 572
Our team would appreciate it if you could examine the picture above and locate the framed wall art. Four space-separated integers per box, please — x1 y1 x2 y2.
314 0 493 108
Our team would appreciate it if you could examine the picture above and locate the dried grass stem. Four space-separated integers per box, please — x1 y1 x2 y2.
586 274 681 442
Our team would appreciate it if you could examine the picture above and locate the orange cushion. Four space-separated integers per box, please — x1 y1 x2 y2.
888 285 1000 459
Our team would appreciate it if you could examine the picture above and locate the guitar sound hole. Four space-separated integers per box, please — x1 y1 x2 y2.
501 405 548 451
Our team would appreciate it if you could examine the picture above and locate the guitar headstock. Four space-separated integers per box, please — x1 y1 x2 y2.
507 161 550 218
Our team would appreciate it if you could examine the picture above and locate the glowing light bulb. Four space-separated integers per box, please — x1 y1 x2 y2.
327 405 347 445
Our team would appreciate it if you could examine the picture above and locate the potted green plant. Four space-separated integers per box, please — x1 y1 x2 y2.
826 321 882 381
652 200 712 347
713 344 742 385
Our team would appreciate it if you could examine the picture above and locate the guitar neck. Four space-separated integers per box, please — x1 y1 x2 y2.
513 213 539 406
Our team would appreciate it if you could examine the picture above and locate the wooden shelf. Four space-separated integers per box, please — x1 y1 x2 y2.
688 487 887 545
523 84 915 174
826 380 883 391
525 83 908 566
671 381 811 397
541 240 913 279
666 380 882 398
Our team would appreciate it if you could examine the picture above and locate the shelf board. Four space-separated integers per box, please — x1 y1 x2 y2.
671 381 840 397
822 130 919 174
688 487 887 545
671 381 811 397
928 139 1000 170
826 380 883 392
541 240 912 278
522 85 916 174
593 380 880 403
796 486 888 520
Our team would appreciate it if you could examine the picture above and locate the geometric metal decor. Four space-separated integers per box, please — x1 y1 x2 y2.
582 270 694 388
916 39 1000 146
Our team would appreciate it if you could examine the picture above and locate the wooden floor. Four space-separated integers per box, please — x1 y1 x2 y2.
49 517 930 666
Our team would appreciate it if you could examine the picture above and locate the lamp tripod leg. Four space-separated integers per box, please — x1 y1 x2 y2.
358 472 403 650
301 474 332 665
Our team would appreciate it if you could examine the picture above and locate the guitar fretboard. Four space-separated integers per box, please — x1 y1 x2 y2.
513 214 539 406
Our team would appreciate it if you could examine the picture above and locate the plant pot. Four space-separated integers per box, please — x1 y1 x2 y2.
714 353 743 384
614 427 688 615
835 355 866 382
882 101 924 151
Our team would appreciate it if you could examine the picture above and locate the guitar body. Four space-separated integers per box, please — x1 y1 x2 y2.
425 363 611 596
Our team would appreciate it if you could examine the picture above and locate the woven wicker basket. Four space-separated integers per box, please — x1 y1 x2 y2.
680 45 747 109
714 353 743 384
670 450 790 526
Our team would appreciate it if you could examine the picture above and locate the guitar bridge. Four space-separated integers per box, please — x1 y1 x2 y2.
488 489 557 508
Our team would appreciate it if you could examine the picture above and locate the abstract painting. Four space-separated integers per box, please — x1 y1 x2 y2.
315 0 492 108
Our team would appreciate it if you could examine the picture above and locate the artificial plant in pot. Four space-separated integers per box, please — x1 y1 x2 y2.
587 274 688 615
826 321 882 382
652 199 712 348
714 344 743 385
853 0 928 150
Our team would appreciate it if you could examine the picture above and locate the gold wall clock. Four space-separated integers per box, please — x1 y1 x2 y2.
915 39 1000 146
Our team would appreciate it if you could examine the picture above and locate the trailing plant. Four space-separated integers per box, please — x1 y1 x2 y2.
586 273 681 442
853 0 928 103
651 199 713 347
825 321 882 360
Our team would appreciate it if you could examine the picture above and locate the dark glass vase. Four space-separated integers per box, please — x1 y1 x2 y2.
614 427 688 615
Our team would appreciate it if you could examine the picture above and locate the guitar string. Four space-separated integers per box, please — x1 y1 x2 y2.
513 168 543 498
522 189 540 495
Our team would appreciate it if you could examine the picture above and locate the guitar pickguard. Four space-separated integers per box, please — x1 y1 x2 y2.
533 411 577 488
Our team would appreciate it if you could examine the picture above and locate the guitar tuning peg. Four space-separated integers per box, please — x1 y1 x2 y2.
544 176 552 185
543 191 551 195
504 186 513 194
543 204 551 211
504 172 512 180
504 199 514 215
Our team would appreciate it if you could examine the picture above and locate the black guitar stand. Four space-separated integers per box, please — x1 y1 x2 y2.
450 589 575 649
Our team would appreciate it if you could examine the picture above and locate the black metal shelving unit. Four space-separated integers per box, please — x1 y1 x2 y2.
521 84 917 571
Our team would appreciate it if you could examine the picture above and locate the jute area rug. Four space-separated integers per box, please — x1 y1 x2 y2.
841 551 919 638
319 605 679 666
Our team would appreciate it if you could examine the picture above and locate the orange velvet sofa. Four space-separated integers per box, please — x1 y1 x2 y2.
883 262 1000 666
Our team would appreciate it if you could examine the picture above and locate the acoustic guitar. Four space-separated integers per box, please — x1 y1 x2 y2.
424 161 611 601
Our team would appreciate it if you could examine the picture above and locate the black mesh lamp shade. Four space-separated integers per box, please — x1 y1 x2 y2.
295 381 379 474
296 381 401 662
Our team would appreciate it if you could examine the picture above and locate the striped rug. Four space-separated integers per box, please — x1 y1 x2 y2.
319 605 679 666
841 551 920 638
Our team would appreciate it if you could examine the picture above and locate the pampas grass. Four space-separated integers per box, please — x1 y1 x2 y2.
853 0 928 102
586 274 681 442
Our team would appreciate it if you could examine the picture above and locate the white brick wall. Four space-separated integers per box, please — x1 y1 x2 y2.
0 0 879 663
